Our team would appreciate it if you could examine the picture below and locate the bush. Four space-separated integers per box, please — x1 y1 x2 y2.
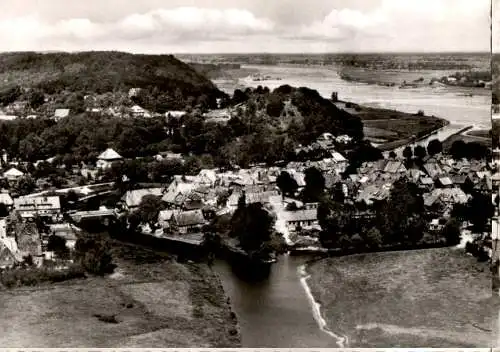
0 264 86 289
74 235 115 275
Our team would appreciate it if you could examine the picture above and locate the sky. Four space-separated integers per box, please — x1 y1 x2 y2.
0 0 491 54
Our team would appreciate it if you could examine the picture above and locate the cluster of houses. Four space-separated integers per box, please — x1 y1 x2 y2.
0 87 190 122
0 191 79 269
0 125 493 267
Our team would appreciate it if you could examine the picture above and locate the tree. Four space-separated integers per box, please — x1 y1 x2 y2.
74 235 114 275
450 140 467 159
441 218 461 246
303 167 325 202
388 151 397 159
15 175 36 196
467 192 494 233
364 227 383 249
136 195 165 230
386 178 425 242
427 139 442 156
230 202 275 253
266 94 285 118
414 145 427 159
201 232 222 266
47 234 70 259
276 171 298 197
402 146 413 160
27 90 45 110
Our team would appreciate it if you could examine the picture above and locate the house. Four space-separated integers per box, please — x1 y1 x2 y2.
429 218 445 232
130 105 151 118
422 162 443 179
418 176 435 190
0 242 17 269
335 135 353 144
0 192 13 209
96 148 123 170
54 108 70 121
383 160 407 174
13 195 61 219
172 209 206 234
128 87 142 98
165 110 187 119
3 167 24 181
285 209 319 232
158 209 176 230
162 179 197 207
122 188 164 211
197 169 217 186
437 177 453 188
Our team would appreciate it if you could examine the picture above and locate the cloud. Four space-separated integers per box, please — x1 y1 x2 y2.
0 1 490 53
294 0 489 51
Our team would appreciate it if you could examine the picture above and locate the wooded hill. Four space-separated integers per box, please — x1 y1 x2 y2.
0 51 225 111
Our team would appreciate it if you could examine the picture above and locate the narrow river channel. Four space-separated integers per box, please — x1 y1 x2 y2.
214 254 340 347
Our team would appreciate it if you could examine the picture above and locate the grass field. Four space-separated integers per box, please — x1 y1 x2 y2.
307 248 493 347
0 242 240 348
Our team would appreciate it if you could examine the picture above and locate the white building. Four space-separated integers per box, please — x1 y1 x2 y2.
54 108 70 121
3 167 24 181
14 195 61 219
96 148 123 170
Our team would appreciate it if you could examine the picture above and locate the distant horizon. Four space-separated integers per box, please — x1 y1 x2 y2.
0 49 491 56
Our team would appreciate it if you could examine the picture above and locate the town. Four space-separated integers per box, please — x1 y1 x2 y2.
0 82 493 284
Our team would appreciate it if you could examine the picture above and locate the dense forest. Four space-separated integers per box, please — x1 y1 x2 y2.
0 51 225 111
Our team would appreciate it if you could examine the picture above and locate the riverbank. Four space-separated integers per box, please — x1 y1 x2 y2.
304 247 492 347
0 242 241 348
333 100 449 150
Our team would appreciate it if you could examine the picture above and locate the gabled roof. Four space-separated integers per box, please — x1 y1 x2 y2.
384 161 406 174
158 209 175 222
98 148 123 161
420 177 434 185
122 188 163 208
173 209 205 227
331 152 347 163
422 163 443 178
438 177 453 186
0 242 17 268
3 167 24 177
285 209 318 222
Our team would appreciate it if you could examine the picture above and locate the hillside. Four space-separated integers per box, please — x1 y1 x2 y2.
0 51 225 111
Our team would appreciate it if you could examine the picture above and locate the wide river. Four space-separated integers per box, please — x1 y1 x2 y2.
212 64 492 347
215 64 491 130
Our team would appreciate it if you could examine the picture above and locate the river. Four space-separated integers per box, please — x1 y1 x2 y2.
214 255 342 348
215 64 491 130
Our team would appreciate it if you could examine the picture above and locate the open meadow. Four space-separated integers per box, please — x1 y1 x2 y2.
0 242 240 348
307 248 493 347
